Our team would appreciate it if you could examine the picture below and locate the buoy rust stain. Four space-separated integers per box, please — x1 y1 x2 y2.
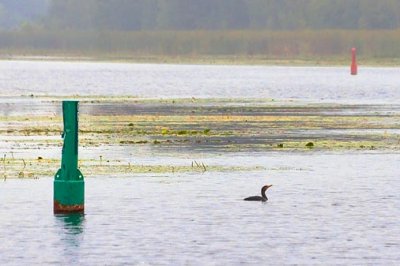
54 201 84 214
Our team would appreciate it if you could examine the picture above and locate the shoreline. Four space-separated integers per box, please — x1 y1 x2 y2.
1 54 400 67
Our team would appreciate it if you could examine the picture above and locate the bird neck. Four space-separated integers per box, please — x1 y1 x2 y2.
261 187 268 199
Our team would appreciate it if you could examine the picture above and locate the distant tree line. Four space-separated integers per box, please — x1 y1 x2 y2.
1 0 400 61
43 0 400 31
2 29 400 60
1 0 400 30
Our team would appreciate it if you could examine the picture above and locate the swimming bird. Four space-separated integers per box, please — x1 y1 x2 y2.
244 185 272 202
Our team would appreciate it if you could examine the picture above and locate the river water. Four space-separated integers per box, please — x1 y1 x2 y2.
0 60 399 265
0 60 399 102
1 152 399 265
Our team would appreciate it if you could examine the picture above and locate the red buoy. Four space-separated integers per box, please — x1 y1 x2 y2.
351 48 358 75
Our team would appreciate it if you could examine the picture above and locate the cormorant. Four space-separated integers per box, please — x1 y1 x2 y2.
244 185 272 202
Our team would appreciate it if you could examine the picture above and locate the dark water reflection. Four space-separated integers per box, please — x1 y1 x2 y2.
54 214 85 265
55 214 85 235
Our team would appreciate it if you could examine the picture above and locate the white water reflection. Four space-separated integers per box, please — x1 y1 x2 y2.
0 60 399 103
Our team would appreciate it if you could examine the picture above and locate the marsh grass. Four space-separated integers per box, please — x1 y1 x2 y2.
0 154 263 179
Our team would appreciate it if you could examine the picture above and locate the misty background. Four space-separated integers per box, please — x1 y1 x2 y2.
0 0 400 61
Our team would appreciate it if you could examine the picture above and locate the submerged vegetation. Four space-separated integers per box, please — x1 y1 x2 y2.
1 97 399 178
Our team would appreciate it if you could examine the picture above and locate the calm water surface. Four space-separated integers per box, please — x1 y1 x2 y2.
1 152 399 265
1 60 399 264
0 60 399 102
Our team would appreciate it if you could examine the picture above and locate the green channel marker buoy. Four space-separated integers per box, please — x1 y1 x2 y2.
54 100 85 214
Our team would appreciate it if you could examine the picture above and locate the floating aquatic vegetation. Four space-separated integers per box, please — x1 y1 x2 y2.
306 142 314 148
1 97 399 179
